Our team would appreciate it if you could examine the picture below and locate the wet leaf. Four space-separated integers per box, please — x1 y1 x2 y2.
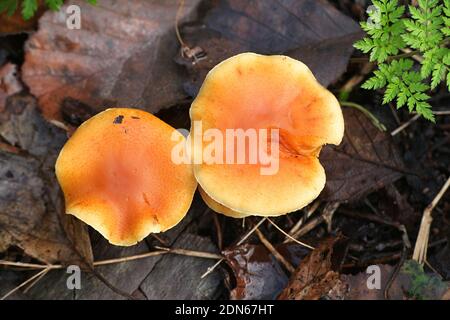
177 0 363 96
278 235 348 300
320 108 406 202
22 0 201 120
140 233 222 300
0 94 93 267
328 261 450 300
223 243 309 300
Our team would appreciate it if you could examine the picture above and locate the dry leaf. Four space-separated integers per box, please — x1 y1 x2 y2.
22 0 201 120
0 63 23 111
223 243 309 300
278 235 348 300
0 94 93 267
177 0 363 96
320 108 405 202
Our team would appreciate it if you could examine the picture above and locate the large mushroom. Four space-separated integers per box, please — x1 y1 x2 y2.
190 53 344 218
55 108 197 246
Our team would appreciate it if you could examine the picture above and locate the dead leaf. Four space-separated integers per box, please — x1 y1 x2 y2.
328 260 450 300
177 0 363 96
320 108 406 202
0 63 23 111
140 233 222 299
223 243 309 300
278 235 348 300
26 196 212 299
0 94 93 267
22 0 201 120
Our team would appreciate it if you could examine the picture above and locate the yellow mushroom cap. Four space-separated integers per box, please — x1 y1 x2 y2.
190 53 344 217
55 108 197 246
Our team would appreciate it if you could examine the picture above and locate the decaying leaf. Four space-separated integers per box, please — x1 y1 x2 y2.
140 233 222 300
0 63 23 111
328 260 450 300
177 0 363 96
223 243 309 300
320 108 405 202
278 235 348 300
0 94 93 267
22 0 201 120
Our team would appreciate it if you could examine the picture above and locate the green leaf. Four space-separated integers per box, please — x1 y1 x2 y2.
45 0 64 11
22 0 38 20
431 64 446 89
0 0 18 16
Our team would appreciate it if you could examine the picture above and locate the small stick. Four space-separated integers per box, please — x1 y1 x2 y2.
413 177 450 264
267 218 314 250
23 268 51 293
1 267 51 300
200 217 268 279
255 228 295 274
391 114 420 136
154 246 223 260
287 202 340 242
93 251 168 266
149 234 169 246
1 248 223 270
285 201 320 242
212 213 223 250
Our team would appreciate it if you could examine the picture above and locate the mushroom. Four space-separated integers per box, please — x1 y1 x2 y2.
190 53 344 218
55 108 197 246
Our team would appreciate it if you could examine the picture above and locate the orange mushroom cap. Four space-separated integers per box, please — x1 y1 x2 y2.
190 53 344 217
55 108 197 246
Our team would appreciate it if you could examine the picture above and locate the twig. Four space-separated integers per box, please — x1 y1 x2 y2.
212 213 223 250
23 268 51 293
391 114 420 136
287 202 340 242
340 101 387 132
175 0 186 48
90 268 136 300
384 246 407 300
154 246 223 260
1 267 51 300
149 234 169 246
267 218 314 250
413 177 450 264
285 201 320 242
200 217 268 279
255 228 295 273
92 251 168 266
1 248 223 270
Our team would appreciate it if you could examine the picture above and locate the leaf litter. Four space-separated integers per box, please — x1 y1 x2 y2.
0 0 449 300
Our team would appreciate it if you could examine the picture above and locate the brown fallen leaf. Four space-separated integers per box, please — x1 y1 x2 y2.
22 0 201 120
278 235 348 300
320 108 406 202
0 63 23 112
328 260 450 300
0 94 93 267
176 0 363 96
223 243 309 300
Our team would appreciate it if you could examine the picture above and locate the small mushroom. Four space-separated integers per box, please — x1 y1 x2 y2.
190 53 344 217
55 108 197 246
